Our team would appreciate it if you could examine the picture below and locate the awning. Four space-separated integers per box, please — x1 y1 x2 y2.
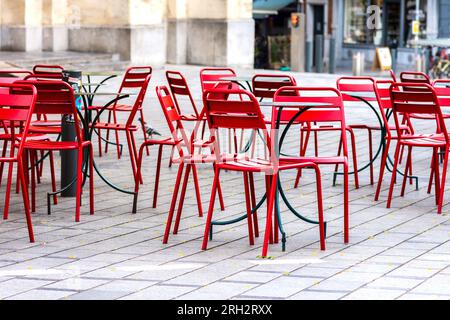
253 0 296 18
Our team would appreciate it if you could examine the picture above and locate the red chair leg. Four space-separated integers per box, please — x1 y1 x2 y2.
126 131 138 184
3 161 14 220
202 167 220 250
314 130 319 157
434 147 441 206
49 151 57 205
139 109 150 156
368 129 374 185
312 164 326 250
262 172 277 258
249 172 259 237
168 145 175 168
332 134 344 183
18 159 34 243
243 172 255 246
30 151 36 213
104 110 112 154
348 128 359 189
427 152 435 194
88 144 95 215
214 164 225 211
0 140 8 186
75 148 83 222
130 131 142 184
375 139 391 201
133 142 148 213
387 143 402 209
400 146 412 197
152 144 163 208
97 128 102 157
113 112 121 159
437 147 449 214
191 164 203 217
343 161 349 244
163 162 185 244
173 164 191 235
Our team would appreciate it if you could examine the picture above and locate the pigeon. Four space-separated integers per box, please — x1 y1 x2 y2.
139 118 161 137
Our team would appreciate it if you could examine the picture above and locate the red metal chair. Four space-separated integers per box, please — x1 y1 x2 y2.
16 80 95 222
200 87 325 258
142 86 225 243
387 83 449 213
94 72 151 186
274 86 350 244
0 82 37 242
373 80 414 201
91 67 152 158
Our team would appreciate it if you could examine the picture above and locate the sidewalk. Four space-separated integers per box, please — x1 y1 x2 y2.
0 57 449 300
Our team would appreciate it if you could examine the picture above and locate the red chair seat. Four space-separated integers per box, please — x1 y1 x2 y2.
218 157 317 172
399 134 447 147
409 113 450 120
23 140 90 150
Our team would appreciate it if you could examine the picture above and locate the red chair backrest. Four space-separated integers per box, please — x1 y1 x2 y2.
337 76 377 102
15 80 84 143
273 87 347 155
166 70 200 117
399 71 430 84
432 79 450 107
0 83 37 157
200 68 237 92
32 64 64 76
390 82 448 141
203 87 270 158
118 66 152 91
113 67 152 115
399 71 431 93
252 74 297 100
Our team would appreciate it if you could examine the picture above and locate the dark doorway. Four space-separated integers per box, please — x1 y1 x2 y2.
312 4 325 67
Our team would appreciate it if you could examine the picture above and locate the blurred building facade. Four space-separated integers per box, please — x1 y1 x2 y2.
0 0 255 67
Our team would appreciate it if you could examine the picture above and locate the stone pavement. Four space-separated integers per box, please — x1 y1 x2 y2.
0 65 450 300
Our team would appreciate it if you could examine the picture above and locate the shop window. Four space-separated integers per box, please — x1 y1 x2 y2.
343 0 428 47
